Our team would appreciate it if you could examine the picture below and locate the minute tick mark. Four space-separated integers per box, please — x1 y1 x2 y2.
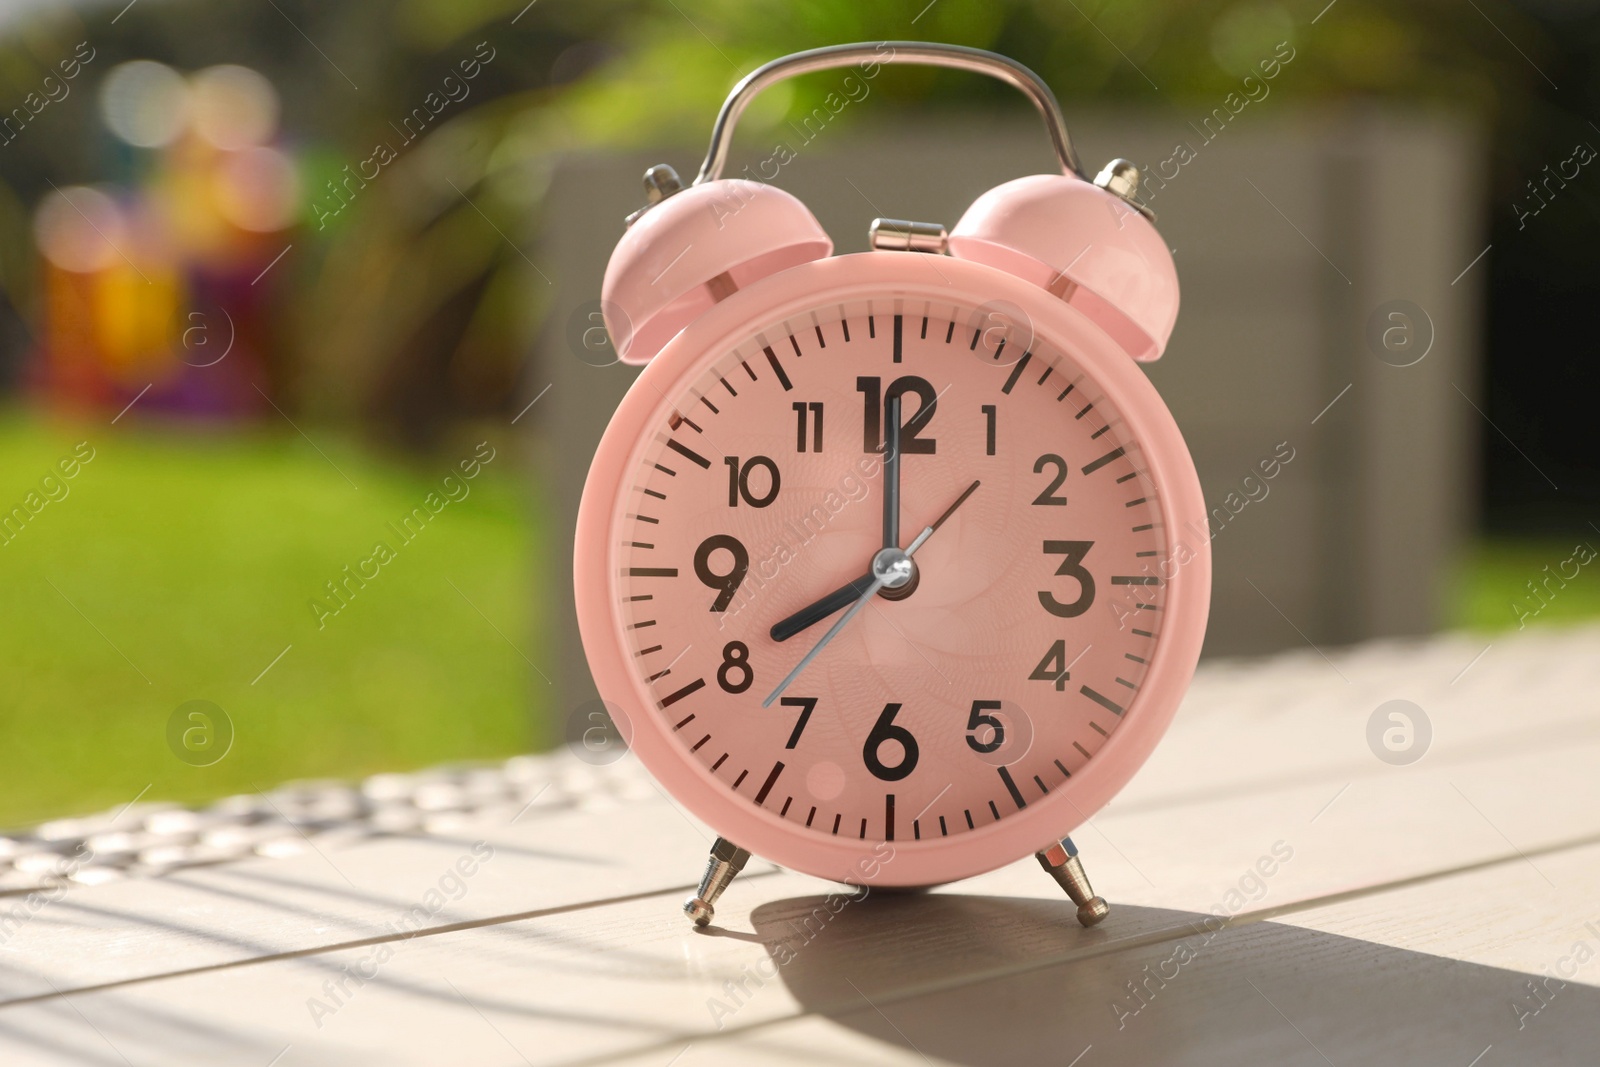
997 766 1027 809
1082 446 1126 475
665 439 711 470
763 346 794 391
1001 350 1034 394
1081 685 1124 715
659 678 706 708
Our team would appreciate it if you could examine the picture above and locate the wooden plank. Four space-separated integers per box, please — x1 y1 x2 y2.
0 782 770 1004
3 725 1597 1065
594 834 1600 1066
1112 623 1599 813
2 836 1595 1066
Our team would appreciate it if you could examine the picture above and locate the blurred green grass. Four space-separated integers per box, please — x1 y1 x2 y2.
0 411 542 828
1451 538 1600 633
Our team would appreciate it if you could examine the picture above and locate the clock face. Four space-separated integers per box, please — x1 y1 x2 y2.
600 287 1183 854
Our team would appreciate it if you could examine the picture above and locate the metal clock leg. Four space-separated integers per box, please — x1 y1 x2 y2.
1036 836 1110 927
683 837 751 927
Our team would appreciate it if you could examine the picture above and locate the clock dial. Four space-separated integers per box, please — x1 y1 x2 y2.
608 295 1173 845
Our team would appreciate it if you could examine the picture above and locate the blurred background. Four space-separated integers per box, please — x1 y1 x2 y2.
0 0 1594 828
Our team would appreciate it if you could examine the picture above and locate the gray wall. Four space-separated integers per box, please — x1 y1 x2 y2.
531 111 1483 716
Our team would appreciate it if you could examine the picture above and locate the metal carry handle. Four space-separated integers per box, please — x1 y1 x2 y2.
693 41 1085 185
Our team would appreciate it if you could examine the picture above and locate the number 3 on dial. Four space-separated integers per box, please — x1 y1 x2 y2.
1039 539 1094 617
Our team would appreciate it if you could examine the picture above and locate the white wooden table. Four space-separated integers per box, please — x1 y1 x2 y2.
3 624 1597 1065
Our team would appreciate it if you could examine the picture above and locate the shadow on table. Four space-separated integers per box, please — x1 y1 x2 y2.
746 892 1599 1066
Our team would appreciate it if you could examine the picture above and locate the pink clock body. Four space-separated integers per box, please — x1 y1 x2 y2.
575 250 1210 889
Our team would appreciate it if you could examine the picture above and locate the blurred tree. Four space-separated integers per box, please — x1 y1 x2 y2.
0 0 1580 474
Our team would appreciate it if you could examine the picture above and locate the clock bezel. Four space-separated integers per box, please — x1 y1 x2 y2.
575 251 1209 887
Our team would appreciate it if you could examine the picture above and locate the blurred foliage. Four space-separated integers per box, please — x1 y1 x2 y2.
0 0 1570 447
0 411 541 826
1453 538 1600 633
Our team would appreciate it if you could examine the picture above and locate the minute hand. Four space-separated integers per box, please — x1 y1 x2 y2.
761 479 979 708
882 393 901 550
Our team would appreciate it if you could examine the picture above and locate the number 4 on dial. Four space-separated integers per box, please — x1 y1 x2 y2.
1030 640 1072 691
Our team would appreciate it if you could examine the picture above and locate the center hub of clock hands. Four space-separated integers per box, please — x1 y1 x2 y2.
870 545 916 591
762 479 980 708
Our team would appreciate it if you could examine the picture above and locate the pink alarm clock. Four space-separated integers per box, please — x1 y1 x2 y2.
575 42 1209 928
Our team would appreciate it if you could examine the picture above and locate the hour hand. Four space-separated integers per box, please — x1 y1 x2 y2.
769 572 874 642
